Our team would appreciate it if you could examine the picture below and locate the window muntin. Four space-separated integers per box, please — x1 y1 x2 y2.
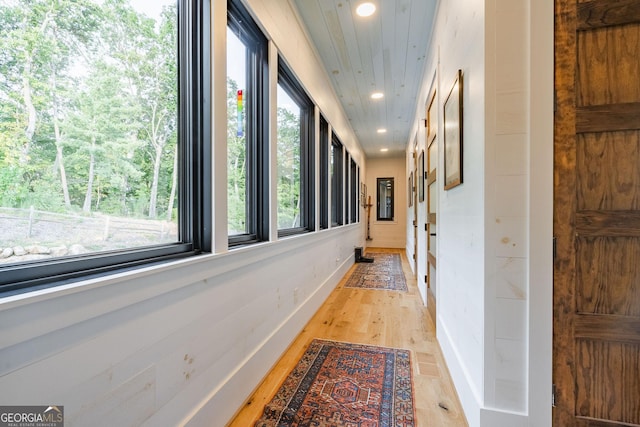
277 59 314 235
227 0 269 246
330 134 343 227
0 0 208 292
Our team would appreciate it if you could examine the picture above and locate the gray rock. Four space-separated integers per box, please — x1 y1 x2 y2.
68 244 88 255
13 246 26 256
1 247 13 258
26 245 50 255
50 246 69 257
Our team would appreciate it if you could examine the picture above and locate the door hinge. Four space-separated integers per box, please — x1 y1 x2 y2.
425 224 428 231
552 384 556 407
553 237 557 259
424 275 427 283
413 253 416 260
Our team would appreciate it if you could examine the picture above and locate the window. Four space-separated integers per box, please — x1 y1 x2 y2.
350 158 358 223
330 134 343 226
277 59 314 235
345 152 350 223
319 115 329 229
227 0 269 246
0 0 209 292
376 177 394 221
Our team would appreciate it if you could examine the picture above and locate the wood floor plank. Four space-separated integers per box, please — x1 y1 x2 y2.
226 248 467 427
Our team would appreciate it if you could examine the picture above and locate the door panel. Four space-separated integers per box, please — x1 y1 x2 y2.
554 0 640 425
575 340 640 424
577 132 640 210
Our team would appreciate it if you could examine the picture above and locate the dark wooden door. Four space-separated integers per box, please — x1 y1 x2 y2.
554 0 640 425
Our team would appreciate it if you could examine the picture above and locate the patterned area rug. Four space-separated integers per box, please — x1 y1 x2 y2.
344 252 408 291
255 339 415 427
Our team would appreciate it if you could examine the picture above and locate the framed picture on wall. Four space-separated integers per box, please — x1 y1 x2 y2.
444 69 463 190
418 150 425 202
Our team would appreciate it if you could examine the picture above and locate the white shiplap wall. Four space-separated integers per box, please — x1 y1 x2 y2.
407 0 554 426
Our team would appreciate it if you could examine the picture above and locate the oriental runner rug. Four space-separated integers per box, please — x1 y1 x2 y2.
255 339 416 427
344 252 408 292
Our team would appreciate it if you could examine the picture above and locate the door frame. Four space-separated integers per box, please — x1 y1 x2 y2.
529 0 554 424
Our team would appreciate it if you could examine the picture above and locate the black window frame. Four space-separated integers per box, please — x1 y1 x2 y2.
227 0 270 247
319 115 329 230
331 133 344 227
276 58 315 237
350 158 358 223
376 177 395 221
0 0 211 294
344 152 351 223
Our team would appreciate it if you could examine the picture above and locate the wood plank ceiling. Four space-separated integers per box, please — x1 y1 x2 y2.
290 0 437 157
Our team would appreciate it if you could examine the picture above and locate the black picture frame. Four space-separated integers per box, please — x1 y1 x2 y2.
444 69 463 190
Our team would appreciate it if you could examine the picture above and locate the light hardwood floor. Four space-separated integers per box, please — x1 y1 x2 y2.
227 248 467 426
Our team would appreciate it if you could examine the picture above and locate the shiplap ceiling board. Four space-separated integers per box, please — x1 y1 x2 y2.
291 0 436 157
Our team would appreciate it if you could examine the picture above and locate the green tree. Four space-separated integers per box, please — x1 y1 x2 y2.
65 62 140 213
277 107 301 229
100 0 177 219
0 0 100 209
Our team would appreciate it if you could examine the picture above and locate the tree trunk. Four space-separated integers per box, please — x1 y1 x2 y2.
21 58 37 162
148 141 163 218
51 73 71 208
18 9 53 163
166 144 177 221
83 140 96 213
55 140 71 208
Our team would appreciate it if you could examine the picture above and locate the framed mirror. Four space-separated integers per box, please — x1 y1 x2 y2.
376 177 394 221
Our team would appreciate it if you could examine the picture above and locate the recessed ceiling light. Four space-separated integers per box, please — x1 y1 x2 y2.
380 148 389 152
356 2 376 17
371 92 384 99
377 128 387 133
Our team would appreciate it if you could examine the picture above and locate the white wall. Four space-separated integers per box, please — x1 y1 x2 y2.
409 0 487 424
365 156 407 249
0 0 368 425
406 150 416 274
484 0 530 415
407 0 554 426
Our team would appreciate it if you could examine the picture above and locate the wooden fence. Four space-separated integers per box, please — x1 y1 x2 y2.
0 206 177 245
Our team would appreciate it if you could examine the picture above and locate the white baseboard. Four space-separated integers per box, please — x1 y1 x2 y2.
437 319 531 427
480 407 528 427
437 317 482 427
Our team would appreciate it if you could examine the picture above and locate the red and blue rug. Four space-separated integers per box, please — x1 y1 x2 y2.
255 339 415 427
344 253 408 292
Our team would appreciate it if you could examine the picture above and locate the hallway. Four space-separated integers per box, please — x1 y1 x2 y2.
228 248 467 426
